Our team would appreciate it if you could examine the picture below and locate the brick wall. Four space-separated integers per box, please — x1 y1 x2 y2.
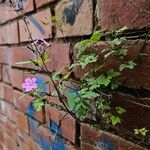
0 0 149 150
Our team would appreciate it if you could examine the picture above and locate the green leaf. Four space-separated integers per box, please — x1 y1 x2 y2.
75 39 92 56
110 116 121 125
36 53 49 66
111 83 118 90
86 75 111 90
115 48 128 57
66 92 80 110
97 76 111 87
111 37 125 46
90 31 101 42
107 69 121 79
119 61 136 71
116 107 126 114
81 100 91 108
78 54 98 69
79 88 100 99
134 128 149 136
33 98 44 111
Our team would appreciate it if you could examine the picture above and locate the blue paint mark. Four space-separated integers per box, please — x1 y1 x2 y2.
28 117 40 142
26 103 66 150
50 121 62 136
36 77 48 93
38 136 51 150
26 103 36 117
53 139 65 150
50 121 65 150
96 138 115 150
25 76 66 150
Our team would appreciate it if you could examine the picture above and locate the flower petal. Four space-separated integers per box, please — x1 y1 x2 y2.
22 83 28 89
31 83 38 89
25 86 32 92
31 78 36 83
25 78 31 83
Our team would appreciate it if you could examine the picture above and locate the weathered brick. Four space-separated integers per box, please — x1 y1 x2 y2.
99 0 150 29
0 47 10 64
19 9 52 42
10 68 24 89
10 46 35 68
112 92 150 133
0 26 6 45
35 0 54 8
0 100 15 122
5 22 19 44
0 129 4 146
13 90 32 112
17 129 32 150
74 40 150 89
81 124 144 150
5 122 17 141
0 23 18 44
2 65 11 84
3 134 18 150
14 109 29 134
3 84 13 103
55 0 93 37
47 43 70 72
0 0 34 24
45 105 76 143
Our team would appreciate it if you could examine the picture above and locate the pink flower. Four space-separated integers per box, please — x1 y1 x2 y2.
22 78 38 92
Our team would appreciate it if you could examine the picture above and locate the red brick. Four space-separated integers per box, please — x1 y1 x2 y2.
3 84 13 103
5 123 17 141
0 26 6 44
13 90 32 112
3 134 18 150
46 105 76 142
0 113 6 130
19 9 52 42
13 90 44 123
0 83 4 99
10 68 24 89
0 22 19 44
0 100 15 122
47 43 70 72
2 65 11 84
0 128 5 144
0 0 34 24
0 65 2 81
17 129 32 150
81 124 144 150
5 22 19 44
14 110 29 134
0 47 10 64
100 0 150 29
112 92 150 132
10 46 35 68
35 0 54 8
0 142 4 150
